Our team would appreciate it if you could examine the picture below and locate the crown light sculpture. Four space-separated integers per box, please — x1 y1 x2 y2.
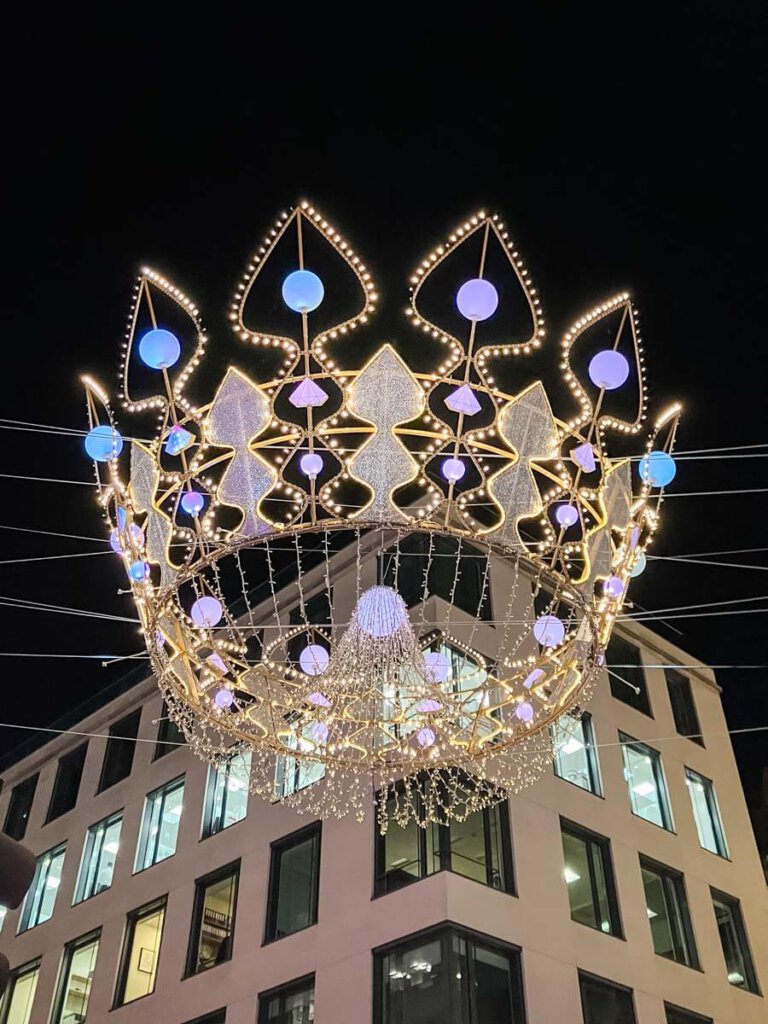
83 203 680 831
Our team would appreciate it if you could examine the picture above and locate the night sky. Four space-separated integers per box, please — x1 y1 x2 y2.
1 8 766 804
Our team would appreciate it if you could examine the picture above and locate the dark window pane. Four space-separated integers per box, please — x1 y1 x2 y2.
46 743 88 823
376 791 424 894
579 972 636 1024
561 822 621 937
258 977 314 1024
472 942 516 1024
379 535 492 620
154 701 186 759
98 709 141 792
184 1013 226 1024
266 825 321 941
665 670 703 744
607 635 651 716
187 863 239 975
711 890 760 993
665 1003 713 1024
3 774 39 840
640 858 698 967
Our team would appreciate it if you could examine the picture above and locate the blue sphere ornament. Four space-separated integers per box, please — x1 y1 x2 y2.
441 457 466 483
588 350 629 390
139 328 181 370
181 491 205 516
638 450 677 487
630 551 647 578
85 425 123 462
456 278 499 322
555 504 579 529
282 269 324 313
129 560 150 581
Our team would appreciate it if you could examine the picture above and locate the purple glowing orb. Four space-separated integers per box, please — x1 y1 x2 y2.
299 644 329 676
555 504 579 529
417 726 436 748
515 701 535 723
533 614 565 648
456 278 499 321
416 698 443 713
214 687 234 710
588 350 629 390
110 523 144 554
299 452 324 479
181 490 205 516
307 691 331 708
441 457 466 483
191 596 223 628
604 575 625 599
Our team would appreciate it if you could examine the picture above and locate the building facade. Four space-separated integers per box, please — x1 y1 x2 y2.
1 581 767 1024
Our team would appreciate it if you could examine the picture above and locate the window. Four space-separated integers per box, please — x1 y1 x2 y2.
186 862 239 976
665 669 703 744
620 734 673 829
46 744 88 823
664 1004 712 1024
203 753 250 837
0 959 40 1024
114 897 166 1006
275 736 325 800
375 786 514 895
552 712 601 794
374 925 525 1024
0 906 6 934
184 1013 226 1024
258 975 314 1023
685 769 727 856
51 930 100 1024
640 857 699 967
579 971 636 1024
135 776 184 871
154 700 186 759
607 634 651 716
265 822 321 942
2 774 38 841
97 708 141 792
560 820 622 937
74 811 122 903
711 889 760 993
18 843 66 932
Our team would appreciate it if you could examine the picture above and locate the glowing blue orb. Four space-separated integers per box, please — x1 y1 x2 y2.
300 644 329 676
638 450 676 487
630 551 647 578
356 586 408 638
181 491 205 516
116 506 127 530
533 614 565 648
555 504 579 529
515 701 535 723
456 278 498 321
85 425 123 462
300 452 324 479
441 457 466 483
139 328 181 370
282 269 324 313
128 560 150 581
191 596 223 628
604 575 625 599
588 350 629 390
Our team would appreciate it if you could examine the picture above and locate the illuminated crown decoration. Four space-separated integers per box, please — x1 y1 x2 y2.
82 203 680 830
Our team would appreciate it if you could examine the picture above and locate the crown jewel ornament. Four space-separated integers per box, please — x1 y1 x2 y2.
82 201 680 831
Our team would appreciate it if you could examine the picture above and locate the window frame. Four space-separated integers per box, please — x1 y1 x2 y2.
685 768 728 857
113 895 167 1008
264 820 322 944
0 958 41 1024
710 887 761 994
97 708 142 793
552 711 602 795
257 973 315 1024
153 700 186 760
73 809 123 904
202 753 250 839
50 928 101 1024
639 855 700 969
607 633 652 717
18 841 67 933
665 668 704 746
184 860 240 978
578 969 637 1024
45 742 88 824
560 817 623 938
664 1002 713 1024
620 732 674 831
134 774 185 872
2 773 39 841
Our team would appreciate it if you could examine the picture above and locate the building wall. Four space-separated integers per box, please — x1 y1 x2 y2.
1 617 766 1024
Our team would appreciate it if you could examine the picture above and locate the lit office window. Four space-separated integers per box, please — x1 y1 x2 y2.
560 820 622 937
664 1002 712 1024
711 889 760 993
258 976 314 1024
685 769 727 857
375 784 513 896
665 669 703 745
265 823 321 942
114 898 166 1006
640 857 699 967
552 712 601 794
607 634 651 716
579 971 636 1024
51 931 100 1024
18 843 66 932
0 959 40 1024
186 862 239 976
375 926 525 1024
46 743 88 823
0 906 6 934
74 811 122 903
97 709 141 793
620 734 673 830
2 774 39 841
135 776 184 871
154 700 186 760
203 753 250 838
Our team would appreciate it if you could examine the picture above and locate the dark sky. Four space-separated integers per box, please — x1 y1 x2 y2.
1 7 766 801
